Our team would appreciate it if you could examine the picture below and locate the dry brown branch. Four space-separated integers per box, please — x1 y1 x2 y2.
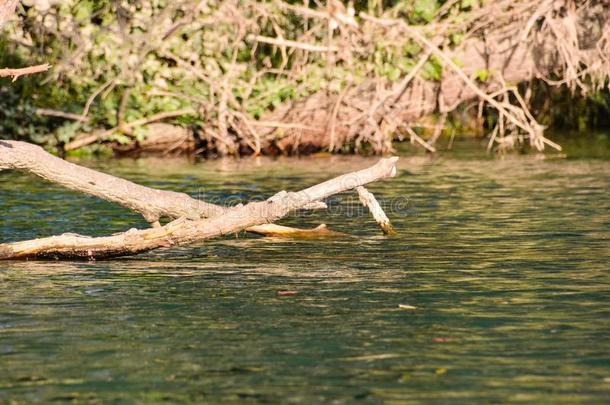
247 223 346 238
4 0 606 156
404 125 436 153
80 78 116 119
125 109 197 130
329 83 351 151
278 2 331 20
0 63 50 81
258 1 608 156
429 113 447 146
362 12 567 152
64 128 116 152
0 151 399 259
246 120 323 131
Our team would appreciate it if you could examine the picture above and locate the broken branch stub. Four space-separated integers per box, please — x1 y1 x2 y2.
0 63 51 81
356 186 396 235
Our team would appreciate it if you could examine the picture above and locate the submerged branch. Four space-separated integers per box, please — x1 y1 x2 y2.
0 140 334 238
0 155 398 259
356 186 396 235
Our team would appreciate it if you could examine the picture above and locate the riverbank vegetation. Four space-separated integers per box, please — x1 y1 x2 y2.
1 0 609 157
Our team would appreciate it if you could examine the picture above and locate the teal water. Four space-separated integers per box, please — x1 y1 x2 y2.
0 138 609 403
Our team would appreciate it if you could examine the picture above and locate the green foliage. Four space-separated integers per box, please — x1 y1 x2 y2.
420 56 443 81
473 69 489 82
1 0 458 151
413 0 440 22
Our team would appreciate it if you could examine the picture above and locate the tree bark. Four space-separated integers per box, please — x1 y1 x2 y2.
0 140 221 224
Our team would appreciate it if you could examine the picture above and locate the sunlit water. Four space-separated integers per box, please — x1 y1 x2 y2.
1 136 609 402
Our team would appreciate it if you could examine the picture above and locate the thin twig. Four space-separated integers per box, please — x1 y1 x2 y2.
404 125 436 153
0 63 50 81
35 108 87 122
81 78 116 119
249 34 339 52
429 113 447 146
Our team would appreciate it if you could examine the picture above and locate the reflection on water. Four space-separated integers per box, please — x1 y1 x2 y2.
0 138 609 402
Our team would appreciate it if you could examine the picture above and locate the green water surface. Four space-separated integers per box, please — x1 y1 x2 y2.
1 136 609 403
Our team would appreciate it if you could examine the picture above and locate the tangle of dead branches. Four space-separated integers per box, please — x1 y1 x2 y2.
1 0 608 155
263 0 609 154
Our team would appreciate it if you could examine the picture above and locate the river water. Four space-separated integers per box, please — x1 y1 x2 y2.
1 136 609 402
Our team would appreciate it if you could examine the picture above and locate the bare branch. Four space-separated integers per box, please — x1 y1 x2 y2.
356 186 396 235
35 108 88 122
0 141 334 238
64 109 197 151
248 34 339 52
0 63 51 81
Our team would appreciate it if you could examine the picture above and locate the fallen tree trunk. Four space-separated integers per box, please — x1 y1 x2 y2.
0 140 221 224
0 140 325 233
0 152 398 259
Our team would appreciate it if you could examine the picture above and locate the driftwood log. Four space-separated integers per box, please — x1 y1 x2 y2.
0 140 398 260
